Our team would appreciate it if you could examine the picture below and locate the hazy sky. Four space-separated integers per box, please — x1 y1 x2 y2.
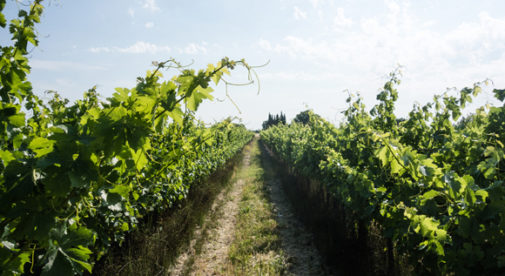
2 0 505 129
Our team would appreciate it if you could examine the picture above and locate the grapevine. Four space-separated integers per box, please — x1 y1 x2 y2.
0 1 254 274
261 77 505 274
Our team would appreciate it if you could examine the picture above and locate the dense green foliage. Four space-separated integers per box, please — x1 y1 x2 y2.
261 112 286 130
0 1 253 274
261 74 505 274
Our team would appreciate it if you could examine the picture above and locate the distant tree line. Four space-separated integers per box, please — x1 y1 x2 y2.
262 112 286 130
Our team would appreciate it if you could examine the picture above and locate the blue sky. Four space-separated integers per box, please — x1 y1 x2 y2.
2 0 505 129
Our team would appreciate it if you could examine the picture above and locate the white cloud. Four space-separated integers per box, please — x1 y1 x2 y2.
119 41 170 54
90 41 212 56
258 36 334 60
259 3 505 71
257 1 505 115
31 59 107 71
257 39 272 51
128 7 135 18
309 0 321 9
293 6 307 20
308 0 339 20
447 12 505 55
309 0 336 9
333 8 352 28
145 21 154 28
90 47 111 53
179 43 208 55
142 0 160 12
262 71 343 81
385 0 401 15
89 41 170 54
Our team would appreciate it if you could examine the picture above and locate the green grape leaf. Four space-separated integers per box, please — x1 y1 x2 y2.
112 87 130 103
62 225 94 248
108 106 127 122
131 148 148 172
68 257 92 273
475 189 488 202
176 75 194 96
211 73 221 85
167 107 184 125
109 185 131 199
41 249 74 276
185 85 214 111
28 137 55 157
0 150 14 165
483 167 495 179
1 251 31 275
432 240 445 256
66 247 92 262
45 175 72 196
390 158 402 174
493 89 505 102
0 13 6 28
121 222 129 232
465 189 476 205
8 113 25 127
420 190 440 204
134 96 155 114
68 172 86 188
376 146 388 166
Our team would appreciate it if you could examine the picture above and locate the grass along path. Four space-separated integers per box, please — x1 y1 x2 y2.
169 136 330 275
225 137 288 275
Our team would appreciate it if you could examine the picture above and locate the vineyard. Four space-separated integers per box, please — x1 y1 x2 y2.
0 2 254 274
261 73 505 274
2 1 505 275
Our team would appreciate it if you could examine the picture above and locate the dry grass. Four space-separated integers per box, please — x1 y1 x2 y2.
225 138 289 275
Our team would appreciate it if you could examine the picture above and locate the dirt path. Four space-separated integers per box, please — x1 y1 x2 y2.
168 145 251 276
169 137 332 275
188 154 250 275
